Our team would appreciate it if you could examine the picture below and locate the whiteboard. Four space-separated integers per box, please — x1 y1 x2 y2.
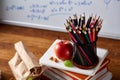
0 0 120 39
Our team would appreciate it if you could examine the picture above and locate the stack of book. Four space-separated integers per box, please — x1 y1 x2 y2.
39 39 112 80
41 58 112 80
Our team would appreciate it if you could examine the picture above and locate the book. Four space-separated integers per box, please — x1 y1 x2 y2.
39 39 108 76
43 67 108 80
60 58 110 80
42 58 110 80
43 67 74 80
89 68 108 80
97 71 112 80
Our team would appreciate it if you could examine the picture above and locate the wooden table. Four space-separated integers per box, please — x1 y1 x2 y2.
0 24 120 80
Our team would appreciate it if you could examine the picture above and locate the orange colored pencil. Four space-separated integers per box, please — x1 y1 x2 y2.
92 28 95 42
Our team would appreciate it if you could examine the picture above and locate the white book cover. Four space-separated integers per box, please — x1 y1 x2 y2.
43 67 73 80
42 67 108 80
98 71 112 80
39 39 108 76
90 67 108 80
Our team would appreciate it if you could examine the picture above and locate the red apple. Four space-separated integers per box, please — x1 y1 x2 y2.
54 40 73 61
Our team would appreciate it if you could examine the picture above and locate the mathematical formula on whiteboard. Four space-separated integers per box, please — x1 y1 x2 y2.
0 0 120 39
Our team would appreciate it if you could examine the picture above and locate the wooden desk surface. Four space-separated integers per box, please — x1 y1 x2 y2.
0 24 120 80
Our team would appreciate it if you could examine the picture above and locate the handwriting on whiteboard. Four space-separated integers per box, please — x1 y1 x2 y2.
27 0 92 20
5 0 120 21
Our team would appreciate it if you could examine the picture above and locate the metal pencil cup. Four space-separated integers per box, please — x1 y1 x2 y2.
72 41 99 69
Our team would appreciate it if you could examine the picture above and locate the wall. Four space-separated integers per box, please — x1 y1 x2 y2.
0 0 120 39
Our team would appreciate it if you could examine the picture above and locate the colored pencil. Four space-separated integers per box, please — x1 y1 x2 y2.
86 14 92 28
88 28 93 42
64 13 103 66
78 15 81 27
83 31 90 43
77 31 85 44
94 16 100 28
73 14 78 27
92 28 96 42
64 23 77 43
77 46 92 65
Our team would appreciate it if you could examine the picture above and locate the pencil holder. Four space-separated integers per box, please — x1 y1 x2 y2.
72 41 99 69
